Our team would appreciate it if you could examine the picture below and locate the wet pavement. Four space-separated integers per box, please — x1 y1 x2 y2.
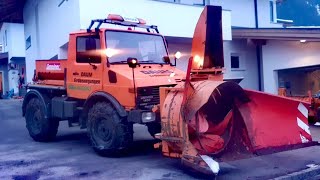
0 99 320 180
0 99 208 180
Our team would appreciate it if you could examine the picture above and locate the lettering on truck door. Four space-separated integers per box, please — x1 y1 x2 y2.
68 35 103 99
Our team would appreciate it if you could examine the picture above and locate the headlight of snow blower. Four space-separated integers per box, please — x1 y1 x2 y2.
141 112 156 123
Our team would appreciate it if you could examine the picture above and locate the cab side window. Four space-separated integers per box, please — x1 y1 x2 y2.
76 36 101 63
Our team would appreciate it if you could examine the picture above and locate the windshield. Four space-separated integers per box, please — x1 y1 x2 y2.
106 31 168 64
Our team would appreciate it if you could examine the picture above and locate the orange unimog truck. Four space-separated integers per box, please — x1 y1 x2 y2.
22 15 185 156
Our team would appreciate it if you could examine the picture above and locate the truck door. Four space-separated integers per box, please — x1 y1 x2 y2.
67 35 103 99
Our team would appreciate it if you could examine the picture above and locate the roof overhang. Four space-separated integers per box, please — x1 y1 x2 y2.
0 0 25 24
232 28 320 41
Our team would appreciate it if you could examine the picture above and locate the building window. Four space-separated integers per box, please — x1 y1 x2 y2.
164 0 175 2
231 55 240 69
192 0 206 6
230 53 245 71
269 0 277 22
26 36 31 50
154 0 207 6
4 30 7 46
76 36 101 63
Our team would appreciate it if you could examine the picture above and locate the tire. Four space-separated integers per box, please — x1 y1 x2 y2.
147 123 161 138
25 97 59 142
87 102 133 156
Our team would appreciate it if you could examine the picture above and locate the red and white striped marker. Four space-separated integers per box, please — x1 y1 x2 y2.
297 103 311 143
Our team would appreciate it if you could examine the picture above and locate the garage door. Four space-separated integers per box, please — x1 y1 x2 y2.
277 65 320 97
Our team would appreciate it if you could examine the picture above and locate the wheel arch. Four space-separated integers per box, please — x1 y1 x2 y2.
22 89 51 118
80 91 127 128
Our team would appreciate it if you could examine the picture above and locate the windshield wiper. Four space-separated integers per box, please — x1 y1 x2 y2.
110 60 164 65
110 61 128 64
139 60 163 64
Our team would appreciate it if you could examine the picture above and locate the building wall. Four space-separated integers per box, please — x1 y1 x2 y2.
257 0 282 28
0 64 9 95
23 0 81 82
78 0 232 40
224 39 259 90
0 23 10 53
209 0 282 28
262 40 320 94
0 23 25 60
22 0 281 86
210 0 255 28
0 23 25 95
167 38 259 90
23 0 232 83
7 24 25 60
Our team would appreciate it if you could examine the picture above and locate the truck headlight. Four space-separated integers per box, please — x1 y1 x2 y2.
142 112 156 123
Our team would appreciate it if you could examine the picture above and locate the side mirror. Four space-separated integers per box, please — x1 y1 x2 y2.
163 56 171 64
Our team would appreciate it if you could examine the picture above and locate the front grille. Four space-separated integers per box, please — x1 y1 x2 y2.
137 85 173 110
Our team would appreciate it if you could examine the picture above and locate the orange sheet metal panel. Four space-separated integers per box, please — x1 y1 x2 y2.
239 89 313 151
36 60 67 81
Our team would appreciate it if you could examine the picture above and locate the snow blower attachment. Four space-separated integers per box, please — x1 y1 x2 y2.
155 5 313 175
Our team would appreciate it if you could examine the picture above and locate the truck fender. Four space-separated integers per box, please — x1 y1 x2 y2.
80 91 127 128
22 89 51 118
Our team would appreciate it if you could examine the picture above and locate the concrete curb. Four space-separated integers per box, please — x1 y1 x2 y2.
271 166 320 180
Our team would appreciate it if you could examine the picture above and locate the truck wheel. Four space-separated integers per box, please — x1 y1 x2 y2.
87 102 133 156
147 123 161 138
25 98 59 142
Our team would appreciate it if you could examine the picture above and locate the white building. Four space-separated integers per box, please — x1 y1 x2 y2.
233 28 320 95
0 23 25 96
21 0 320 95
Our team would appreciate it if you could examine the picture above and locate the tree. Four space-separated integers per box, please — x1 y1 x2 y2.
277 0 320 26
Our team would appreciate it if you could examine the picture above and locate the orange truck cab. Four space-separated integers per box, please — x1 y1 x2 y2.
22 14 185 155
